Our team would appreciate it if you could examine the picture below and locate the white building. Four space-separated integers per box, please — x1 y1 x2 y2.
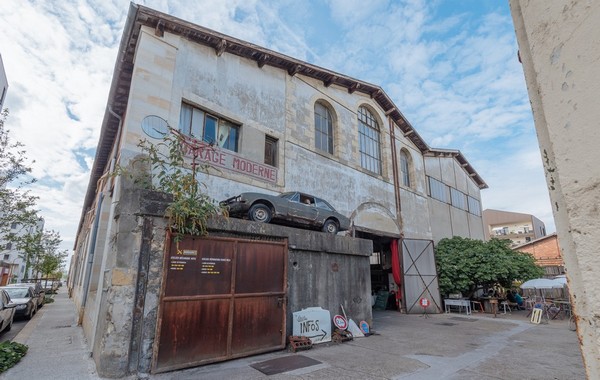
0 218 44 284
0 54 7 110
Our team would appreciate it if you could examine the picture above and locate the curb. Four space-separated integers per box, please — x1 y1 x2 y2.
12 301 45 345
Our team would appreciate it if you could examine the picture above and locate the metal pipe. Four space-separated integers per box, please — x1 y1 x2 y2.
388 116 402 220
107 106 123 178
78 192 104 325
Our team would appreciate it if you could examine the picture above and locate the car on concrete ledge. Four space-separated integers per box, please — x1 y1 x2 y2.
220 191 351 234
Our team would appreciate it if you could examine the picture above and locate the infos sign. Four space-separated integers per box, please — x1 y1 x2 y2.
292 307 332 344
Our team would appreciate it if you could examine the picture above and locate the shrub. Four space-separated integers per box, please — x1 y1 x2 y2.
0 341 28 373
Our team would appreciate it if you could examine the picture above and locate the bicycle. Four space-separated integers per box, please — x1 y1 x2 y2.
568 314 577 331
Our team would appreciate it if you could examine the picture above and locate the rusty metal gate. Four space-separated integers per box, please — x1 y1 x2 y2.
401 239 442 314
153 235 288 373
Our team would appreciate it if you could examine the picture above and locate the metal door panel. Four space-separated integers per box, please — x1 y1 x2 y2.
231 295 285 355
402 239 442 314
156 298 230 370
164 238 234 297
235 242 286 294
154 235 287 373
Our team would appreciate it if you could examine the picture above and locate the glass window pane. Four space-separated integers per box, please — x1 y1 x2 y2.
191 108 204 139
204 115 217 143
179 104 192 134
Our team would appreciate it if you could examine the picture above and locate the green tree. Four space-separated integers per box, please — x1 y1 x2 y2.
436 236 544 298
0 109 39 234
14 229 65 279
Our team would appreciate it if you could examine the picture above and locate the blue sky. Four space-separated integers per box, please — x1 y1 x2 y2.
0 0 553 252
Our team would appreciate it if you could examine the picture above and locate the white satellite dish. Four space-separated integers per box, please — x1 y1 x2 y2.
141 115 169 139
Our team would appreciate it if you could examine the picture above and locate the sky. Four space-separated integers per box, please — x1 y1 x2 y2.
0 0 554 253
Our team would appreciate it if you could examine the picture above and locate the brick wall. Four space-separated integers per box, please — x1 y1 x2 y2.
517 235 563 267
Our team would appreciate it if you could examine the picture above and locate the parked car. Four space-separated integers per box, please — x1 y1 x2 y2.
41 279 58 294
7 282 45 308
1 285 38 320
0 289 16 332
221 191 351 234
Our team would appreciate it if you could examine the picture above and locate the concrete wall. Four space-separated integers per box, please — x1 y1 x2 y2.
510 1 600 377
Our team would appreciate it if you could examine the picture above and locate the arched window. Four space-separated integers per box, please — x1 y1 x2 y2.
400 149 411 187
358 106 381 174
315 102 333 154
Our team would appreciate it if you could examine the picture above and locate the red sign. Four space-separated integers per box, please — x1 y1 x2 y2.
333 315 348 330
180 137 277 183
419 298 430 308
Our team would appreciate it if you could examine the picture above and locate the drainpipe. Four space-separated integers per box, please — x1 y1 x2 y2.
78 192 104 325
388 116 402 222
107 106 124 182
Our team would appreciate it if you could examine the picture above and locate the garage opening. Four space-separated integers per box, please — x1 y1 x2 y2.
355 231 401 312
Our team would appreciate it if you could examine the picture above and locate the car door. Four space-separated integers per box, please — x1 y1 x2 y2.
287 193 319 224
28 288 37 309
0 291 11 331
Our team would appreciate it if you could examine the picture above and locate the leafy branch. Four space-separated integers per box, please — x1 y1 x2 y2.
131 128 227 239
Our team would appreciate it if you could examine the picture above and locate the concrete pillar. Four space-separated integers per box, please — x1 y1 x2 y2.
509 1 600 377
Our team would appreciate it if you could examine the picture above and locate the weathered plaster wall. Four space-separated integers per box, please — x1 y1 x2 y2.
112 26 486 245
510 1 600 377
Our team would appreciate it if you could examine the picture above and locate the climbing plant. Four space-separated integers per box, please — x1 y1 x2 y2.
133 128 227 239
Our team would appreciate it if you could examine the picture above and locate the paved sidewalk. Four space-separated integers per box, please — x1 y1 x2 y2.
1 290 100 380
148 310 585 380
0 292 585 379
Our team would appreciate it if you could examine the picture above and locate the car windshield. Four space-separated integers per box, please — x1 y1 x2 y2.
279 192 299 202
3 287 29 299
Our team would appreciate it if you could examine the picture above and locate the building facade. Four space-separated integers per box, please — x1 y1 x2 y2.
70 4 487 377
0 218 45 285
0 54 7 110
513 233 563 276
482 209 546 246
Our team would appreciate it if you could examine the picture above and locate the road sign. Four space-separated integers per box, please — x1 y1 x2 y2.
333 314 348 330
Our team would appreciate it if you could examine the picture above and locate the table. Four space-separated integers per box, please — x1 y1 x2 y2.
552 300 572 319
444 299 472 315
480 297 503 315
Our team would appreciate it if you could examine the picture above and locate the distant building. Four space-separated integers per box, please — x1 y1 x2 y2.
0 218 45 284
513 233 563 276
482 209 546 246
0 54 7 109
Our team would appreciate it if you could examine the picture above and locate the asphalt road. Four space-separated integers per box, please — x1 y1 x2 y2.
0 317 29 343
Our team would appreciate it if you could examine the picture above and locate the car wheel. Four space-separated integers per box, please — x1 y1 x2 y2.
248 204 272 223
322 219 339 234
26 307 33 320
6 317 12 331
